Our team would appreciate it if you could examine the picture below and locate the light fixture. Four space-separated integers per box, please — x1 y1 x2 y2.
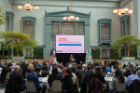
17 0 39 12
17 5 23 10
34 6 39 10
63 0 79 21
113 0 133 15
113 9 118 14
128 10 133 14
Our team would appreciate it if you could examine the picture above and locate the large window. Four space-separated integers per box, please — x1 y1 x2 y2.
98 19 112 45
102 49 108 58
101 23 110 40
22 16 36 39
6 11 14 31
51 22 84 48
120 15 130 37
23 21 34 38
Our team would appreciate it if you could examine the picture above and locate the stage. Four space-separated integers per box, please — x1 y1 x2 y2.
56 53 86 64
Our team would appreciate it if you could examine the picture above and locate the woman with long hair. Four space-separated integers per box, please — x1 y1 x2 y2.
48 67 62 87
41 64 49 77
109 69 125 91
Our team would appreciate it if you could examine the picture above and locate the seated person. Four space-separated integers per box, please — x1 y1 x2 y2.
124 67 131 78
93 67 106 88
0 63 11 84
0 61 4 68
126 69 140 87
41 64 49 77
106 64 111 73
27 64 34 73
27 67 47 93
109 70 124 92
48 67 62 87
10 66 26 91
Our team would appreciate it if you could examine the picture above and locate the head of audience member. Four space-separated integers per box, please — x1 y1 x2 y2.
14 66 20 73
115 69 125 83
51 67 58 77
64 64 67 68
71 67 76 73
132 69 136 74
28 64 34 69
42 65 48 71
22 62 25 65
130 64 133 67
123 64 126 69
113 65 118 70
16 63 19 65
80 61 83 66
90 64 95 71
102 65 106 71
4 63 8 67
77 64 82 70
0 61 4 65
66 68 72 75
87 65 91 71
95 67 101 75
35 67 41 76
8 63 12 67
25 63 29 68
125 67 131 72
128 62 131 66
135 63 138 67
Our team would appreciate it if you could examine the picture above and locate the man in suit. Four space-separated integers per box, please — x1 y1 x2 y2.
0 63 11 84
0 61 4 68
10 66 26 91
27 67 47 93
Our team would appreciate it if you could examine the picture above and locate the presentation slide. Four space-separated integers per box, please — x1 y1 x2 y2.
56 35 84 53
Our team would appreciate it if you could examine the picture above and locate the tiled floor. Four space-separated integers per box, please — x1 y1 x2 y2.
0 87 5 93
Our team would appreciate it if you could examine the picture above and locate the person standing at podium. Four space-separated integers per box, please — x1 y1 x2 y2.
69 54 74 61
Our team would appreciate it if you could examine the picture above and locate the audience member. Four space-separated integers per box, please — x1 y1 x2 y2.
16 63 21 68
80 61 83 67
10 66 26 91
20 62 25 69
124 67 131 78
21 63 29 79
62 64 67 77
106 64 111 73
27 67 47 93
27 64 34 73
76 64 84 75
93 67 106 88
129 64 134 70
102 65 107 76
0 63 11 84
126 69 140 87
111 65 118 77
90 64 95 74
57 65 62 73
0 61 4 68
109 69 124 91
121 64 126 72
135 63 138 70
8 63 13 69
48 67 62 87
127 62 131 67
41 64 49 77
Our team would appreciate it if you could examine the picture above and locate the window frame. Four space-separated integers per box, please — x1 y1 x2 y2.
5 11 14 31
120 15 130 37
22 16 36 40
98 19 112 44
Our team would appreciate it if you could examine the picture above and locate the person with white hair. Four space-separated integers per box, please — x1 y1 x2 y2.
10 66 26 91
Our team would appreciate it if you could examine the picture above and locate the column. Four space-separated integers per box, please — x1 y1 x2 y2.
45 20 52 59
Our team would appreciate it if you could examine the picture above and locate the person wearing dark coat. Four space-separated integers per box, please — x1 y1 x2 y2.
21 63 29 79
48 67 62 87
10 66 26 91
0 63 11 83
124 67 131 77
81 66 94 93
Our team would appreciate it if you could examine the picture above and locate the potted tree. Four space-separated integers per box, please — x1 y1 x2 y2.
111 35 140 60
0 32 38 60
0 4 7 25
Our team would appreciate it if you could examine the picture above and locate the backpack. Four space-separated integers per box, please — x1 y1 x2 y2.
90 77 103 93
5 79 20 93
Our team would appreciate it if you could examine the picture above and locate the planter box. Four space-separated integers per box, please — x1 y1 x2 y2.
12 57 24 60
9 57 27 67
122 57 135 60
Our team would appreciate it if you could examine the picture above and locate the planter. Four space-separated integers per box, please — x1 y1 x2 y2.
122 57 135 60
12 57 24 60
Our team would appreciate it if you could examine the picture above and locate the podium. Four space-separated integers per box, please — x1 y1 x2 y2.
70 59 76 63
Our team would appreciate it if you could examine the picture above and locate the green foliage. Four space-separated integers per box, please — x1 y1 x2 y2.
109 48 119 59
91 47 100 59
33 47 43 59
0 32 38 57
111 36 140 57
130 45 137 57
13 48 23 56
0 5 7 25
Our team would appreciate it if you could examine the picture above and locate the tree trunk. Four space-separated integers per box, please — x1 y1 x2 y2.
17 48 19 57
128 45 130 57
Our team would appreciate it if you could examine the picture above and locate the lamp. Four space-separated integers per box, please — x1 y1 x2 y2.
128 10 133 14
123 7 129 12
118 13 122 16
17 5 23 10
75 17 79 21
113 9 118 14
63 17 67 20
34 6 39 10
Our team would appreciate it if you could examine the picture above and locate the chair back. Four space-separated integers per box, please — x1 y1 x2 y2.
128 79 140 93
25 72 29 78
51 80 62 93
115 81 126 92
26 80 37 93
6 72 11 80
